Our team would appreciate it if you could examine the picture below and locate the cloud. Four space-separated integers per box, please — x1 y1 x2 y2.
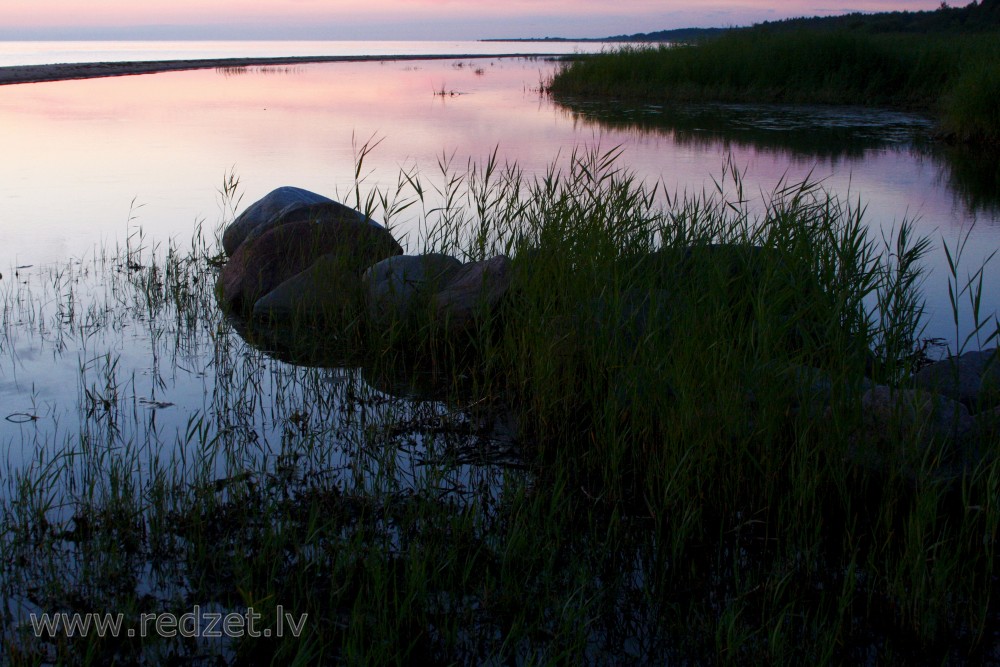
0 1 947 39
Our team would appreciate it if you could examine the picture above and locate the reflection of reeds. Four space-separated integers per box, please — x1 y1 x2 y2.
2 142 998 665
215 65 304 78
555 98 1000 213
936 143 1000 213
432 82 465 97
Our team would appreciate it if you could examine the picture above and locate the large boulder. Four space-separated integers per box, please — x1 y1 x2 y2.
217 218 402 314
913 347 1000 412
430 255 513 335
222 188 384 256
223 187 332 256
252 254 363 323
362 254 463 327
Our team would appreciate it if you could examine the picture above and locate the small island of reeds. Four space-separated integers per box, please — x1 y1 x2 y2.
548 12 1000 145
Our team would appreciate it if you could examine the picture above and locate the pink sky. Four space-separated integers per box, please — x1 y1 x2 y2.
0 1 948 40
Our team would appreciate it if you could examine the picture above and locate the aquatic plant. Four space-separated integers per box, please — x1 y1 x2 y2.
0 146 997 665
548 30 1000 144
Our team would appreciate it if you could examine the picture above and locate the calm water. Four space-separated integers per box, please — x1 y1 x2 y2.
1 51 999 468
0 39 612 67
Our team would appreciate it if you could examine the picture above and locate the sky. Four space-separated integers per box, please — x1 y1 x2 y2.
0 1 950 41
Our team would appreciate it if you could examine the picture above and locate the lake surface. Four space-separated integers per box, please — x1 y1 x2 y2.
1 49 999 472
0 39 612 67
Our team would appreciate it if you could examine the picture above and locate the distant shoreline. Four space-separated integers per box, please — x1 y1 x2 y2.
0 53 564 86
481 38 609 43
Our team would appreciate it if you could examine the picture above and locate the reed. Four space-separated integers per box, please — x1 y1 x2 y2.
0 146 997 664
548 30 1000 144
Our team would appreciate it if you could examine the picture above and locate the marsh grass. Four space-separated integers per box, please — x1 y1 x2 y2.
548 30 1000 144
1 146 998 664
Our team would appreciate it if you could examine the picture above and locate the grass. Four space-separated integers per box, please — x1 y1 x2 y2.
0 147 998 664
548 30 1000 144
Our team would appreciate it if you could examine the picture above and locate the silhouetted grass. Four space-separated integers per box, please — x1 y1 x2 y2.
1 148 997 664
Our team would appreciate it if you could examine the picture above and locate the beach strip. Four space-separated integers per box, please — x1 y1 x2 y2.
0 53 563 86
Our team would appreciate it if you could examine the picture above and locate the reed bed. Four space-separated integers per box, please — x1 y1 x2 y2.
548 30 1000 144
0 148 997 665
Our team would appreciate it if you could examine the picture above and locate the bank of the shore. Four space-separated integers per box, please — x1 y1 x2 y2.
0 52 561 86
548 30 1000 145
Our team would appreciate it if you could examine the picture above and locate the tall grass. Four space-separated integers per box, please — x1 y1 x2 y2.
549 30 1000 143
1 148 997 664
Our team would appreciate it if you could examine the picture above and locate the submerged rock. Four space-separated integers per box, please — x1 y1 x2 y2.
217 218 402 314
226 312 361 368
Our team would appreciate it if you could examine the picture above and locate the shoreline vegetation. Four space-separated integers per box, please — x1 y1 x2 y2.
548 4 1000 145
0 53 560 86
3 146 999 664
548 31 1000 145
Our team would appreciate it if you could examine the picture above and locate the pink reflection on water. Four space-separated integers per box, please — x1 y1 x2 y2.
0 57 997 347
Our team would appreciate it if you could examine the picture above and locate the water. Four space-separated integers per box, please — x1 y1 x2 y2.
0 39 612 67
1 45 998 663
1 50 999 474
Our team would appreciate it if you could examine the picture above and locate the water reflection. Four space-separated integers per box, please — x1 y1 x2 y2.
214 65 305 77
0 57 997 351
555 97 1000 214
936 145 1000 215
229 311 479 405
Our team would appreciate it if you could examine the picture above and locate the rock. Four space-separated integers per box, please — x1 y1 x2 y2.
363 254 463 327
240 201 385 257
975 405 1000 457
252 254 363 323
777 364 874 417
913 347 1000 411
577 288 673 354
629 244 771 291
217 218 402 314
852 385 979 477
223 188 385 257
431 255 513 335
222 186 333 256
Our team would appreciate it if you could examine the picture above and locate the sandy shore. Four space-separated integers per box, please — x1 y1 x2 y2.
0 53 562 86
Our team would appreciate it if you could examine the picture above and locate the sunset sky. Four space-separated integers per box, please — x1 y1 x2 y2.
0 1 947 40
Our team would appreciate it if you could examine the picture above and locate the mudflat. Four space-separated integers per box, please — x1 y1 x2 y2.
0 53 553 86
